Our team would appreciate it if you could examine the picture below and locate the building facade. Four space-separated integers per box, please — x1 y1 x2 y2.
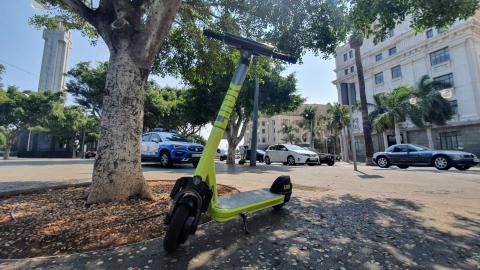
243 104 327 150
333 12 480 160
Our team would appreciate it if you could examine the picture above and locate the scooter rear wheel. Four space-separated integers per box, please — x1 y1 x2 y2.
164 204 191 253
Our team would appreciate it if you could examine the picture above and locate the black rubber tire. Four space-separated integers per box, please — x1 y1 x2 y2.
433 155 451 170
376 156 390 168
327 161 334 166
307 163 316 166
163 204 191 253
397 165 409 169
239 159 245 165
265 156 271 165
159 151 172 168
287 155 296 166
454 165 471 171
273 203 284 211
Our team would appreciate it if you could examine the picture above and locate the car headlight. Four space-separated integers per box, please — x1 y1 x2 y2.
173 145 186 149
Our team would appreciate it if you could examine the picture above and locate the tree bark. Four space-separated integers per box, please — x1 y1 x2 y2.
426 125 434 149
87 52 153 204
225 113 249 165
351 41 375 165
3 143 11 160
382 131 389 150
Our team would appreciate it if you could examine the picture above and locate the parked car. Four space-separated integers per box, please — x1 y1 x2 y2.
238 149 265 164
264 144 319 165
373 144 479 171
304 147 335 166
85 150 96 159
141 128 204 167
216 148 227 161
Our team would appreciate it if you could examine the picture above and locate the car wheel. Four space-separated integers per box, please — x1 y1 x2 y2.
307 163 316 166
160 152 172 168
287 155 296 166
433 155 451 170
454 165 471 171
265 156 271 165
327 161 334 166
376 156 390 168
397 165 409 169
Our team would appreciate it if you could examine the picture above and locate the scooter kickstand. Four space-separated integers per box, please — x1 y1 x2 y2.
240 213 250 235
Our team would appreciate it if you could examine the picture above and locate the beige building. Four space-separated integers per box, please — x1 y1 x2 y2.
333 12 480 160
243 104 328 149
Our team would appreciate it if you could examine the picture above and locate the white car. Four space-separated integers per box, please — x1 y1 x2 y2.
264 144 319 166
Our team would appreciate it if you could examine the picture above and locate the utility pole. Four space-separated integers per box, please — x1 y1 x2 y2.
250 76 259 166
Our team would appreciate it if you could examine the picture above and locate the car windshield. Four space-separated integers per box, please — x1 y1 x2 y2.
286 145 304 151
160 133 189 142
410 144 430 151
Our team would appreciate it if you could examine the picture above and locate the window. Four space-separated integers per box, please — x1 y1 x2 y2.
439 131 463 150
261 121 265 126
430 47 450 65
388 29 394 38
262 137 266 143
434 73 454 89
344 69 348 75
343 53 348 61
262 129 265 134
375 53 383 62
150 133 161 142
354 139 362 153
353 118 359 130
391 65 402 79
350 66 354 73
449 100 458 115
142 134 151 142
375 72 384 85
426 29 433 39
349 50 353 59
437 27 446 34
388 47 397 56
272 120 275 125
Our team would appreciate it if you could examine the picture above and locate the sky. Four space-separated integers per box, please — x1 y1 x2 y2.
0 1 339 105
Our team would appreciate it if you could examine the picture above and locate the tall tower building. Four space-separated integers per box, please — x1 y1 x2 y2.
37 26 71 92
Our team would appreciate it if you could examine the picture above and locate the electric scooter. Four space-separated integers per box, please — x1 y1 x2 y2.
163 29 297 253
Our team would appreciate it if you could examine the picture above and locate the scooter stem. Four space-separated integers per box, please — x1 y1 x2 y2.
194 50 253 203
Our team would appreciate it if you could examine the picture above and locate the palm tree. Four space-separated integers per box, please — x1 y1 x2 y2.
281 124 300 144
411 75 454 149
349 33 375 165
301 105 316 148
370 86 417 145
326 103 350 159
368 94 394 149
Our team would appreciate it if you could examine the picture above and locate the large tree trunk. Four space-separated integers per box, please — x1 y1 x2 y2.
226 142 237 165
3 144 11 160
351 38 374 165
225 114 249 165
426 125 434 149
87 52 153 204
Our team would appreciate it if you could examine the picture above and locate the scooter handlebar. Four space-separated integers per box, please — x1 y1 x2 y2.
203 29 297 64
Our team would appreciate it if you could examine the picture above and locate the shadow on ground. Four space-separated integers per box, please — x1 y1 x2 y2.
142 162 292 175
2 192 479 269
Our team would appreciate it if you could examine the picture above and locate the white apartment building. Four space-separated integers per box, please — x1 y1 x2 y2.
333 12 480 159
243 104 327 149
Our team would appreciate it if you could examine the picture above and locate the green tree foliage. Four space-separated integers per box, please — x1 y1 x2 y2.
66 61 107 117
47 106 89 158
349 0 480 41
0 86 63 159
281 124 300 144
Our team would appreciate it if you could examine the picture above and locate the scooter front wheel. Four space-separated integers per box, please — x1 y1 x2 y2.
164 204 191 253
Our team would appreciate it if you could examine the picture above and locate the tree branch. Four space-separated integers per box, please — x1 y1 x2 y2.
58 0 98 27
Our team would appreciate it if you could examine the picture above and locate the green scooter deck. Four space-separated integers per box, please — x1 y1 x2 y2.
217 188 283 209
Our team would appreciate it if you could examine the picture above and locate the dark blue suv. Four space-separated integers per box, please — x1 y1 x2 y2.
141 129 204 167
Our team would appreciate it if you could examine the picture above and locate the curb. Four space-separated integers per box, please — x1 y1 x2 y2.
0 181 91 198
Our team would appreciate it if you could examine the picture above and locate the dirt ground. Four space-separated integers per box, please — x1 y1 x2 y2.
0 180 237 259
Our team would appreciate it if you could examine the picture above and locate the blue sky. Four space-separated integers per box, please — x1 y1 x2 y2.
0 1 338 105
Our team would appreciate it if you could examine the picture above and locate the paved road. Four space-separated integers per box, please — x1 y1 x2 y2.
1 159 479 269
